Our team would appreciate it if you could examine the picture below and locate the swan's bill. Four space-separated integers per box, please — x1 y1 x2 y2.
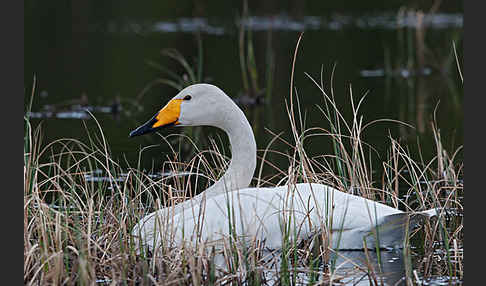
129 99 182 137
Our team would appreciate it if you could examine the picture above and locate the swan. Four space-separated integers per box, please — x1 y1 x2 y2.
129 83 437 252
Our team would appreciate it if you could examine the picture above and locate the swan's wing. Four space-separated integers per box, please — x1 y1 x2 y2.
288 184 402 232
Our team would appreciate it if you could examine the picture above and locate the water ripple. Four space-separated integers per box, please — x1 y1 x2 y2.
139 13 463 35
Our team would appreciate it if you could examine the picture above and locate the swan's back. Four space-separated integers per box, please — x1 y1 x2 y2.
139 183 409 250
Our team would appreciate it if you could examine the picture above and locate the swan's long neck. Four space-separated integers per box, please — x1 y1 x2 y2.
173 101 256 211
212 105 257 194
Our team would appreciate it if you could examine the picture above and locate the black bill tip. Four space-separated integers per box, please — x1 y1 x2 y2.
129 114 179 138
129 124 151 137
129 116 158 138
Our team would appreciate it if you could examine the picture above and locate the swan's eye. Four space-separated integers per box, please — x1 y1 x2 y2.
183 95 192 101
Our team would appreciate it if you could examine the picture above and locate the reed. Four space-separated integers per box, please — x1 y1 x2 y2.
138 32 206 103
237 0 275 103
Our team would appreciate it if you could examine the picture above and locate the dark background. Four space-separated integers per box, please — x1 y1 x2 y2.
24 0 463 180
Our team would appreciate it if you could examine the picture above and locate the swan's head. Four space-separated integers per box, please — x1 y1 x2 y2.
129 84 237 137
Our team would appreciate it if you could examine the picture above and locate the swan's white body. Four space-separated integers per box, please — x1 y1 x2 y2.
130 84 437 252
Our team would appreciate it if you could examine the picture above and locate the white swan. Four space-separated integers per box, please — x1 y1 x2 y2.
129 83 437 252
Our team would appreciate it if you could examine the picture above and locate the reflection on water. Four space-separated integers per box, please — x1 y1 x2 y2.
332 250 405 286
260 249 406 285
260 248 460 285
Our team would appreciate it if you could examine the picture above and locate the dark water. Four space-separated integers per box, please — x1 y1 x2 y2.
25 2 463 177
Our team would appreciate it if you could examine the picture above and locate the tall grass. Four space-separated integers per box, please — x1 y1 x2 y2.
237 0 275 102
145 34 205 93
